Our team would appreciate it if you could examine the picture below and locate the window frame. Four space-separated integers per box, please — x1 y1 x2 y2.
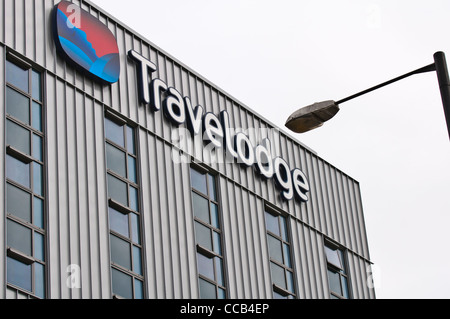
4 52 46 299
264 206 297 299
324 239 352 299
104 110 145 299
105 113 140 212
190 164 227 299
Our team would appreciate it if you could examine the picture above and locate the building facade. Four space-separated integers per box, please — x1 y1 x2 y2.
0 0 376 299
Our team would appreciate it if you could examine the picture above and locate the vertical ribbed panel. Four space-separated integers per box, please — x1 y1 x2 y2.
45 74 111 298
0 0 375 299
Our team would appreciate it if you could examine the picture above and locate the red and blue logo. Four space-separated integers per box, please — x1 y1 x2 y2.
53 1 120 84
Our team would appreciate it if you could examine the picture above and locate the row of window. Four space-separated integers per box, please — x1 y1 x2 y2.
191 167 227 299
5 57 46 299
104 112 144 299
4 57 351 299
189 166 351 300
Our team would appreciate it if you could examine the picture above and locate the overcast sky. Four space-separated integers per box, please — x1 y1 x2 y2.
91 0 450 299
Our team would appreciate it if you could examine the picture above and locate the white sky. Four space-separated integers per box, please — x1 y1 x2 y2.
91 0 450 299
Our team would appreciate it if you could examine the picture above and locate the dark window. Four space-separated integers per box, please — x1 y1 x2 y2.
5 56 45 299
6 154 31 189
7 257 32 292
105 113 144 299
106 143 127 177
265 210 296 299
324 242 351 299
32 70 42 102
7 220 33 256
107 174 128 207
6 59 29 93
6 183 32 223
32 102 42 131
111 268 133 299
191 167 226 299
6 119 30 155
7 87 30 124
105 117 125 148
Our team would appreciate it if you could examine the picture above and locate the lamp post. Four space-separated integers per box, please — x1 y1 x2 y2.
285 51 450 140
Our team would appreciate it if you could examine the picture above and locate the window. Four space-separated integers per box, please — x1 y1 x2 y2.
5 56 46 298
190 166 226 299
104 112 144 299
265 209 296 299
324 242 351 299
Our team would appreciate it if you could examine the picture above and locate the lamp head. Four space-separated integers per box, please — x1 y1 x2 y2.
285 100 340 133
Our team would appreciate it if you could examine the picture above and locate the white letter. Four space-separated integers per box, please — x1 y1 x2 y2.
254 139 273 179
203 113 224 148
66 4 81 29
184 96 204 135
292 168 309 202
163 87 185 125
128 50 157 105
220 111 238 160
235 133 255 167
150 78 168 111
171 128 192 164
273 157 294 200
66 264 81 289
367 264 381 289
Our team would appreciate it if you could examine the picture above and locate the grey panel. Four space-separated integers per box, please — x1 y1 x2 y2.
44 73 112 299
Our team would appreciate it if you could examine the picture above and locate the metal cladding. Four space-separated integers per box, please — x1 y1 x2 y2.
0 0 375 299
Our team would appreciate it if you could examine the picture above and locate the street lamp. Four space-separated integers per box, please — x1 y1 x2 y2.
285 51 450 140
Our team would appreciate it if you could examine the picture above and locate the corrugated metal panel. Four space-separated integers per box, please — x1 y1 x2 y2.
45 73 111 298
139 132 201 298
0 0 375 299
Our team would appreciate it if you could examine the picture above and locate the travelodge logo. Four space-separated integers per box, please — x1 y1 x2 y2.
53 1 120 84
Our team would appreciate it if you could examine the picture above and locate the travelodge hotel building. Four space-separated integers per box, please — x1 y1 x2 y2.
0 0 375 299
